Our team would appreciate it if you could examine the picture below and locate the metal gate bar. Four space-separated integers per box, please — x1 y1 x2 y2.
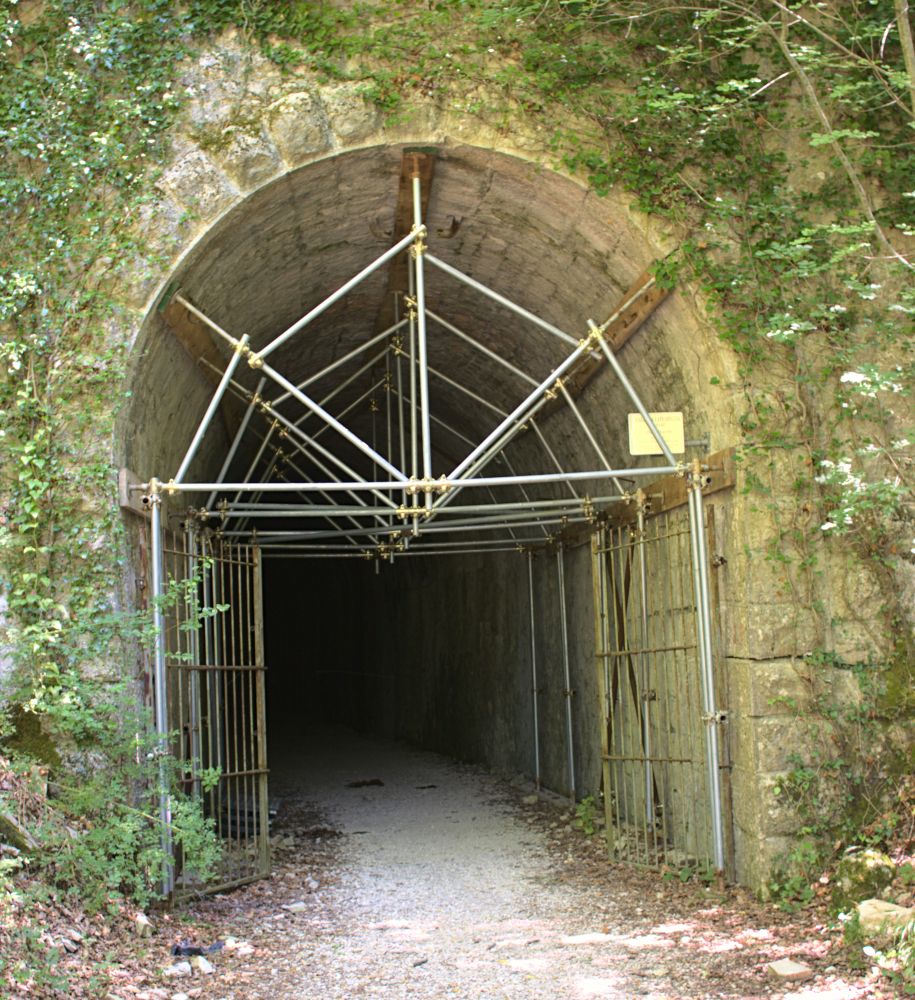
592 495 726 874
151 520 270 898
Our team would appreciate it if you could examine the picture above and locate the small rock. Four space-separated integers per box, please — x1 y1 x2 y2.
522 794 538 806
60 937 79 953
191 955 215 975
164 961 192 978
766 959 814 982
65 928 84 942
306 877 320 892
281 901 307 913
134 912 154 937
856 898 915 939
171 994 190 1000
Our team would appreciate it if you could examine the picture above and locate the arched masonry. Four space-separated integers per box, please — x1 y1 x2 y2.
113 34 883 894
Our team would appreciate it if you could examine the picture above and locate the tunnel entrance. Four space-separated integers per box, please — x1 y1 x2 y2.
125 144 733 896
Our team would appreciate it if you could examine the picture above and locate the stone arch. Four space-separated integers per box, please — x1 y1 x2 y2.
116 42 795 888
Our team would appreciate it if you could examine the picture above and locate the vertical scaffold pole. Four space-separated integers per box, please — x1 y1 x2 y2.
527 551 541 788
556 545 576 803
186 521 202 800
687 463 725 872
636 493 653 825
411 168 433 511
149 484 174 897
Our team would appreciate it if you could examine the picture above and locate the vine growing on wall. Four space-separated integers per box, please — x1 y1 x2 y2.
0 0 912 954
0 0 219 926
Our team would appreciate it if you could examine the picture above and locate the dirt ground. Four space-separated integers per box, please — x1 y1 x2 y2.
10 727 892 998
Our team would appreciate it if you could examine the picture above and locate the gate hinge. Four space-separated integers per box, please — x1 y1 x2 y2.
702 710 728 725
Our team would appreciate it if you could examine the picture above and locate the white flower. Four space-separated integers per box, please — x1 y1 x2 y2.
840 371 868 384
828 304 847 313
820 521 836 531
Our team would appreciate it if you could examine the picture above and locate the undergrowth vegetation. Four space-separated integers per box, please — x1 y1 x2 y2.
0 0 912 990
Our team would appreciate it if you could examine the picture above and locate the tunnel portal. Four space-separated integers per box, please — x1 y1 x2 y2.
122 143 733 895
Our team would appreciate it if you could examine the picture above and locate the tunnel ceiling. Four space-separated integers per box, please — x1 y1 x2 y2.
127 142 696 556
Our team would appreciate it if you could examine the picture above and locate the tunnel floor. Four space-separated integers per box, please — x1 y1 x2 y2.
179 726 847 999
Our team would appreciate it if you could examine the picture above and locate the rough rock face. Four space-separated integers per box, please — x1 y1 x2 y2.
832 849 896 912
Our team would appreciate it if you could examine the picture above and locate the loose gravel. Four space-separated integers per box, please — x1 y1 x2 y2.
171 725 881 999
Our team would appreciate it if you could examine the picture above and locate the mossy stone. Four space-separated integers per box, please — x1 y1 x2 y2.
5 707 61 769
831 848 896 913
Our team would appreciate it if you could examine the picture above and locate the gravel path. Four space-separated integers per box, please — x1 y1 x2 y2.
173 726 877 1000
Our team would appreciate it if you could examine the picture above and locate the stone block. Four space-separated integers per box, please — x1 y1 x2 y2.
211 126 283 191
726 602 820 660
727 657 813 718
266 91 331 165
745 773 805 837
322 83 382 144
736 715 821 774
157 147 238 222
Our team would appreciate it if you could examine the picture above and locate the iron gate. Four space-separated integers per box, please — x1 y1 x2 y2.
154 523 270 896
592 498 732 877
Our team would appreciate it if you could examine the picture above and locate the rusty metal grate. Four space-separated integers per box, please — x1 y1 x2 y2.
592 504 731 875
158 530 270 896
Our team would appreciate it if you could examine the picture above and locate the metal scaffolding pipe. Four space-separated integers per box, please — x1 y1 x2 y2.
223 513 592 542
218 494 625 518
432 394 553 514
556 546 576 803
205 375 266 510
687 477 725 872
149 491 174 896
174 294 242 351
528 552 541 789
592 328 676 464
259 358 407 482
412 175 434 509
636 501 653 825
531 420 579 500
427 309 539 387
446 338 591 484
255 230 418 362
270 319 406 409
426 253 579 349
186 524 203 801
559 384 625 496
261 546 528 559
173 336 250 484
153 465 680 494
259 394 399 511
258 537 545 551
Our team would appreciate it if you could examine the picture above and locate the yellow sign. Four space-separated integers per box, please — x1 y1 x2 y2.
627 412 685 456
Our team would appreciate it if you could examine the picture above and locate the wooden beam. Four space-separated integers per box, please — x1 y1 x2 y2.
535 271 670 422
373 150 436 335
601 446 737 530
158 288 245 423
